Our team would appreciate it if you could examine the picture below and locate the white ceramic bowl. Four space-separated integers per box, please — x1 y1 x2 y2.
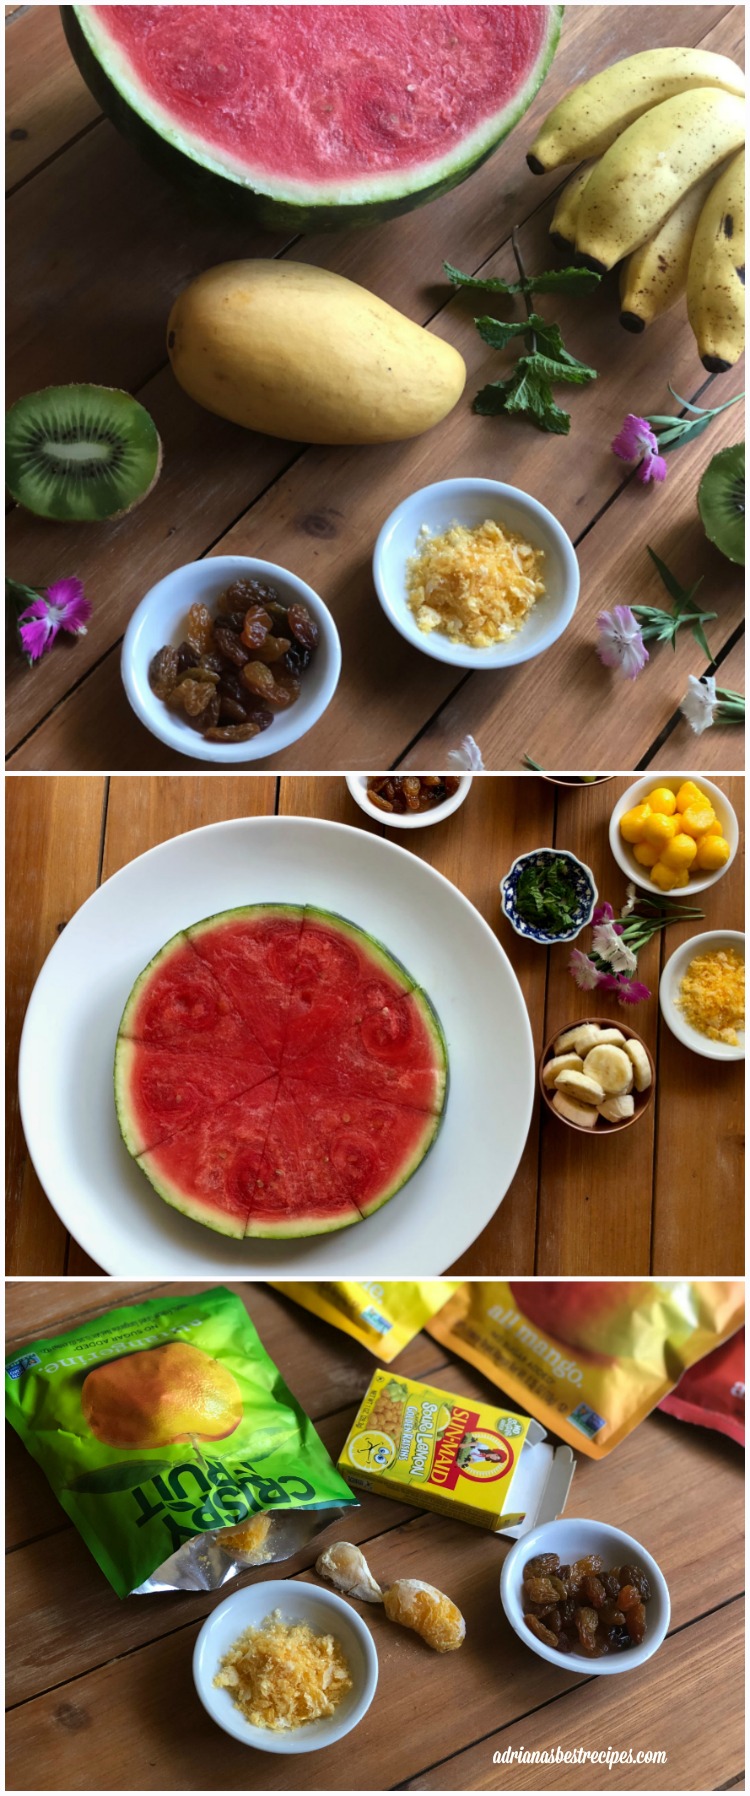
501 1517 670 1677
609 775 739 898
345 773 472 829
373 477 579 669
660 929 745 1061
193 1581 378 1753
121 555 341 764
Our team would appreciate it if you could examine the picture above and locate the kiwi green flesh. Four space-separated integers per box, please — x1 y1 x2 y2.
698 442 745 566
5 383 162 521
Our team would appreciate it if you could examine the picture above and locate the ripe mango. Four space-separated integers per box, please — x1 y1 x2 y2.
167 260 466 445
81 1343 243 1448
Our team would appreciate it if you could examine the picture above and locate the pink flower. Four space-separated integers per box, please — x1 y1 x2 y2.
18 577 91 663
616 978 651 1006
569 948 602 992
596 607 649 681
593 902 615 925
612 414 668 486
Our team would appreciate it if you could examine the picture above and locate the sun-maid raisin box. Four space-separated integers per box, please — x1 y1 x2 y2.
5 1286 356 1598
338 1368 574 1534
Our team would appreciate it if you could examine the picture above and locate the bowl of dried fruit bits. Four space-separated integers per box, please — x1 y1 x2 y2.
122 555 342 763
346 773 472 828
500 1517 670 1675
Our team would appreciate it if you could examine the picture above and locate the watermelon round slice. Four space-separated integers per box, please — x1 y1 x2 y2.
63 5 562 231
115 904 448 1238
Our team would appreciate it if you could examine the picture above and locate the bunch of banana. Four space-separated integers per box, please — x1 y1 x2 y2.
528 47 746 371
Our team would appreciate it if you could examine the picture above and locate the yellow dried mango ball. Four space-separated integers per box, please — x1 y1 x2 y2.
676 780 705 813
620 803 651 843
661 832 698 870
702 818 723 838
670 868 690 888
694 833 731 870
634 841 660 868
646 786 677 816
641 812 679 848
680 803 716 840
650 860 680 891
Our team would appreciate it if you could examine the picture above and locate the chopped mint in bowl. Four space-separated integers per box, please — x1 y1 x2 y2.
501 848 598 944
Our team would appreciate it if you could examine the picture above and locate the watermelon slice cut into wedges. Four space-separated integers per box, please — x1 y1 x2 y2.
63 6 562 231
116 904 448 1237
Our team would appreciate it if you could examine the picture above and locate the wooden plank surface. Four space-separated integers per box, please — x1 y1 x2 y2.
5 5 744 774
5 1280 744 1792
5 773 744 1276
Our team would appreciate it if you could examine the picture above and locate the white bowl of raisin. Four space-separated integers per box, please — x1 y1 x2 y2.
121 556 342 763
500 1517 670 1675
346 774 472 829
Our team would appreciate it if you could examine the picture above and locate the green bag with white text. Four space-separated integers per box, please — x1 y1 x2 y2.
5 1285 356 1597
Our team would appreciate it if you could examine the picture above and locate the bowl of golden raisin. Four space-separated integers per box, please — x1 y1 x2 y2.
501 1518 670 1675
609 776 738 897
122 556 341 764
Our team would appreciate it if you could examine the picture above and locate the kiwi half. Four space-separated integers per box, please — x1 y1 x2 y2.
5 384 162 522
697 442 745 566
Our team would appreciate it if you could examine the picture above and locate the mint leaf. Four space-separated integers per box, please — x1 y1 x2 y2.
522 267 602 294
444 260 521 294
522 350 596 387
475 314 533 350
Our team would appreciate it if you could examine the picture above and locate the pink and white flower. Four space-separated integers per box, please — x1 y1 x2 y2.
612 414 667 485
17 577 91 663
596 606 649 681
568 948 602 991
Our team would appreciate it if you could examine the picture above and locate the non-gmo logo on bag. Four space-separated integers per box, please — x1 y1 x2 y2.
6 1353 41 1380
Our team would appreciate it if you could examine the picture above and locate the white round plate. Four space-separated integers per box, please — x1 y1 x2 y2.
19 817 534 1275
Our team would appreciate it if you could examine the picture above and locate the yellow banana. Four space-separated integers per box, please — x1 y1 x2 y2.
687 151 745 370
549 163 597 250
618 170 717 331
528 47 745 173
575 88 745 273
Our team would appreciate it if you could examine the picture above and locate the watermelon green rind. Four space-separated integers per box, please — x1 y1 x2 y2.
300 906 415 996
62 5 563 232
355 1105 444 1221
117 925 188 1039
186 902 305 942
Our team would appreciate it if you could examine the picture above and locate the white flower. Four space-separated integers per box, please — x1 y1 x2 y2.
447 734 484 771
592 921 638 974
680 674 717 735
621 883 637 919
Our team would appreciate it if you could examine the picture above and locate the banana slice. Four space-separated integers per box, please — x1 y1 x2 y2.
554 1025 588 1054
554 1069 606 1105
570 1023 607 1055
598 1093 635 1122
552 1091 599 1129
624 1039 652 1092
542 1052 584 1087
588 1028 627 1048
582 1044 632 1095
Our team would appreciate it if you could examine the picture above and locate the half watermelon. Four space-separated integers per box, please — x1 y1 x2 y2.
115 904 448 1238
63 5 562 231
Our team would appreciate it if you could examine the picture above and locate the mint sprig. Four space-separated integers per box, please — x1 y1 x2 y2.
446 230 599 435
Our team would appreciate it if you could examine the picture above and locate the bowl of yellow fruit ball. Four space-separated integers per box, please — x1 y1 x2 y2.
609 777 738 898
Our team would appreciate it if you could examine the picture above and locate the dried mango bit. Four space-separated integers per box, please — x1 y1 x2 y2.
383 1578 465 1653
214 1609 352 1731
315 1541 384 1604
221 1512 273 1565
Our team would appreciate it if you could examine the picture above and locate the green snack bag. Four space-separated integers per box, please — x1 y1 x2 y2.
5 1285 357 1598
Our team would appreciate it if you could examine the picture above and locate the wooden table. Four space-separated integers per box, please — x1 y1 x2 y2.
5 5 745 773
5 1279 744 1792
6 773 744 1276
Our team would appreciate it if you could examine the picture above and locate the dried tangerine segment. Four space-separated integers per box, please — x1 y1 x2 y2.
383 1579 466 1653
221 1512 273 1565
315 1541 383 1604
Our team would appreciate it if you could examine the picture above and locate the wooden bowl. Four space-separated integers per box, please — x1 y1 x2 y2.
539 1015 655 1135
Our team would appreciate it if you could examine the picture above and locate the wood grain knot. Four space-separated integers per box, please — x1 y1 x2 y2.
298 510 341 539
54 1701 90 1733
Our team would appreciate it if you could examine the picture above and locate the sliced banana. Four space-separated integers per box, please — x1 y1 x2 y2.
587 1028 627 1048
554 1025 588 1054
570 1023 605 1055
598 1093 635 1122
542 1052 584 1087
582 1044 632 1095
624 1038 652 1092
552 1091 599 1129
554 1069 606 1105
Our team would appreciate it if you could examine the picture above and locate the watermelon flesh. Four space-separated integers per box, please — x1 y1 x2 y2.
116 905 448 1238
65 5 562 229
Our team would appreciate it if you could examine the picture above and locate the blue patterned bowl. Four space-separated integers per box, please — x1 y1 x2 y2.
500 848 598 945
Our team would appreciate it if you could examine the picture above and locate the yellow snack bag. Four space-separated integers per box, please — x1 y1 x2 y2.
271 1282 459 1363
426 1281 744 1458
337 1367 573 1533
